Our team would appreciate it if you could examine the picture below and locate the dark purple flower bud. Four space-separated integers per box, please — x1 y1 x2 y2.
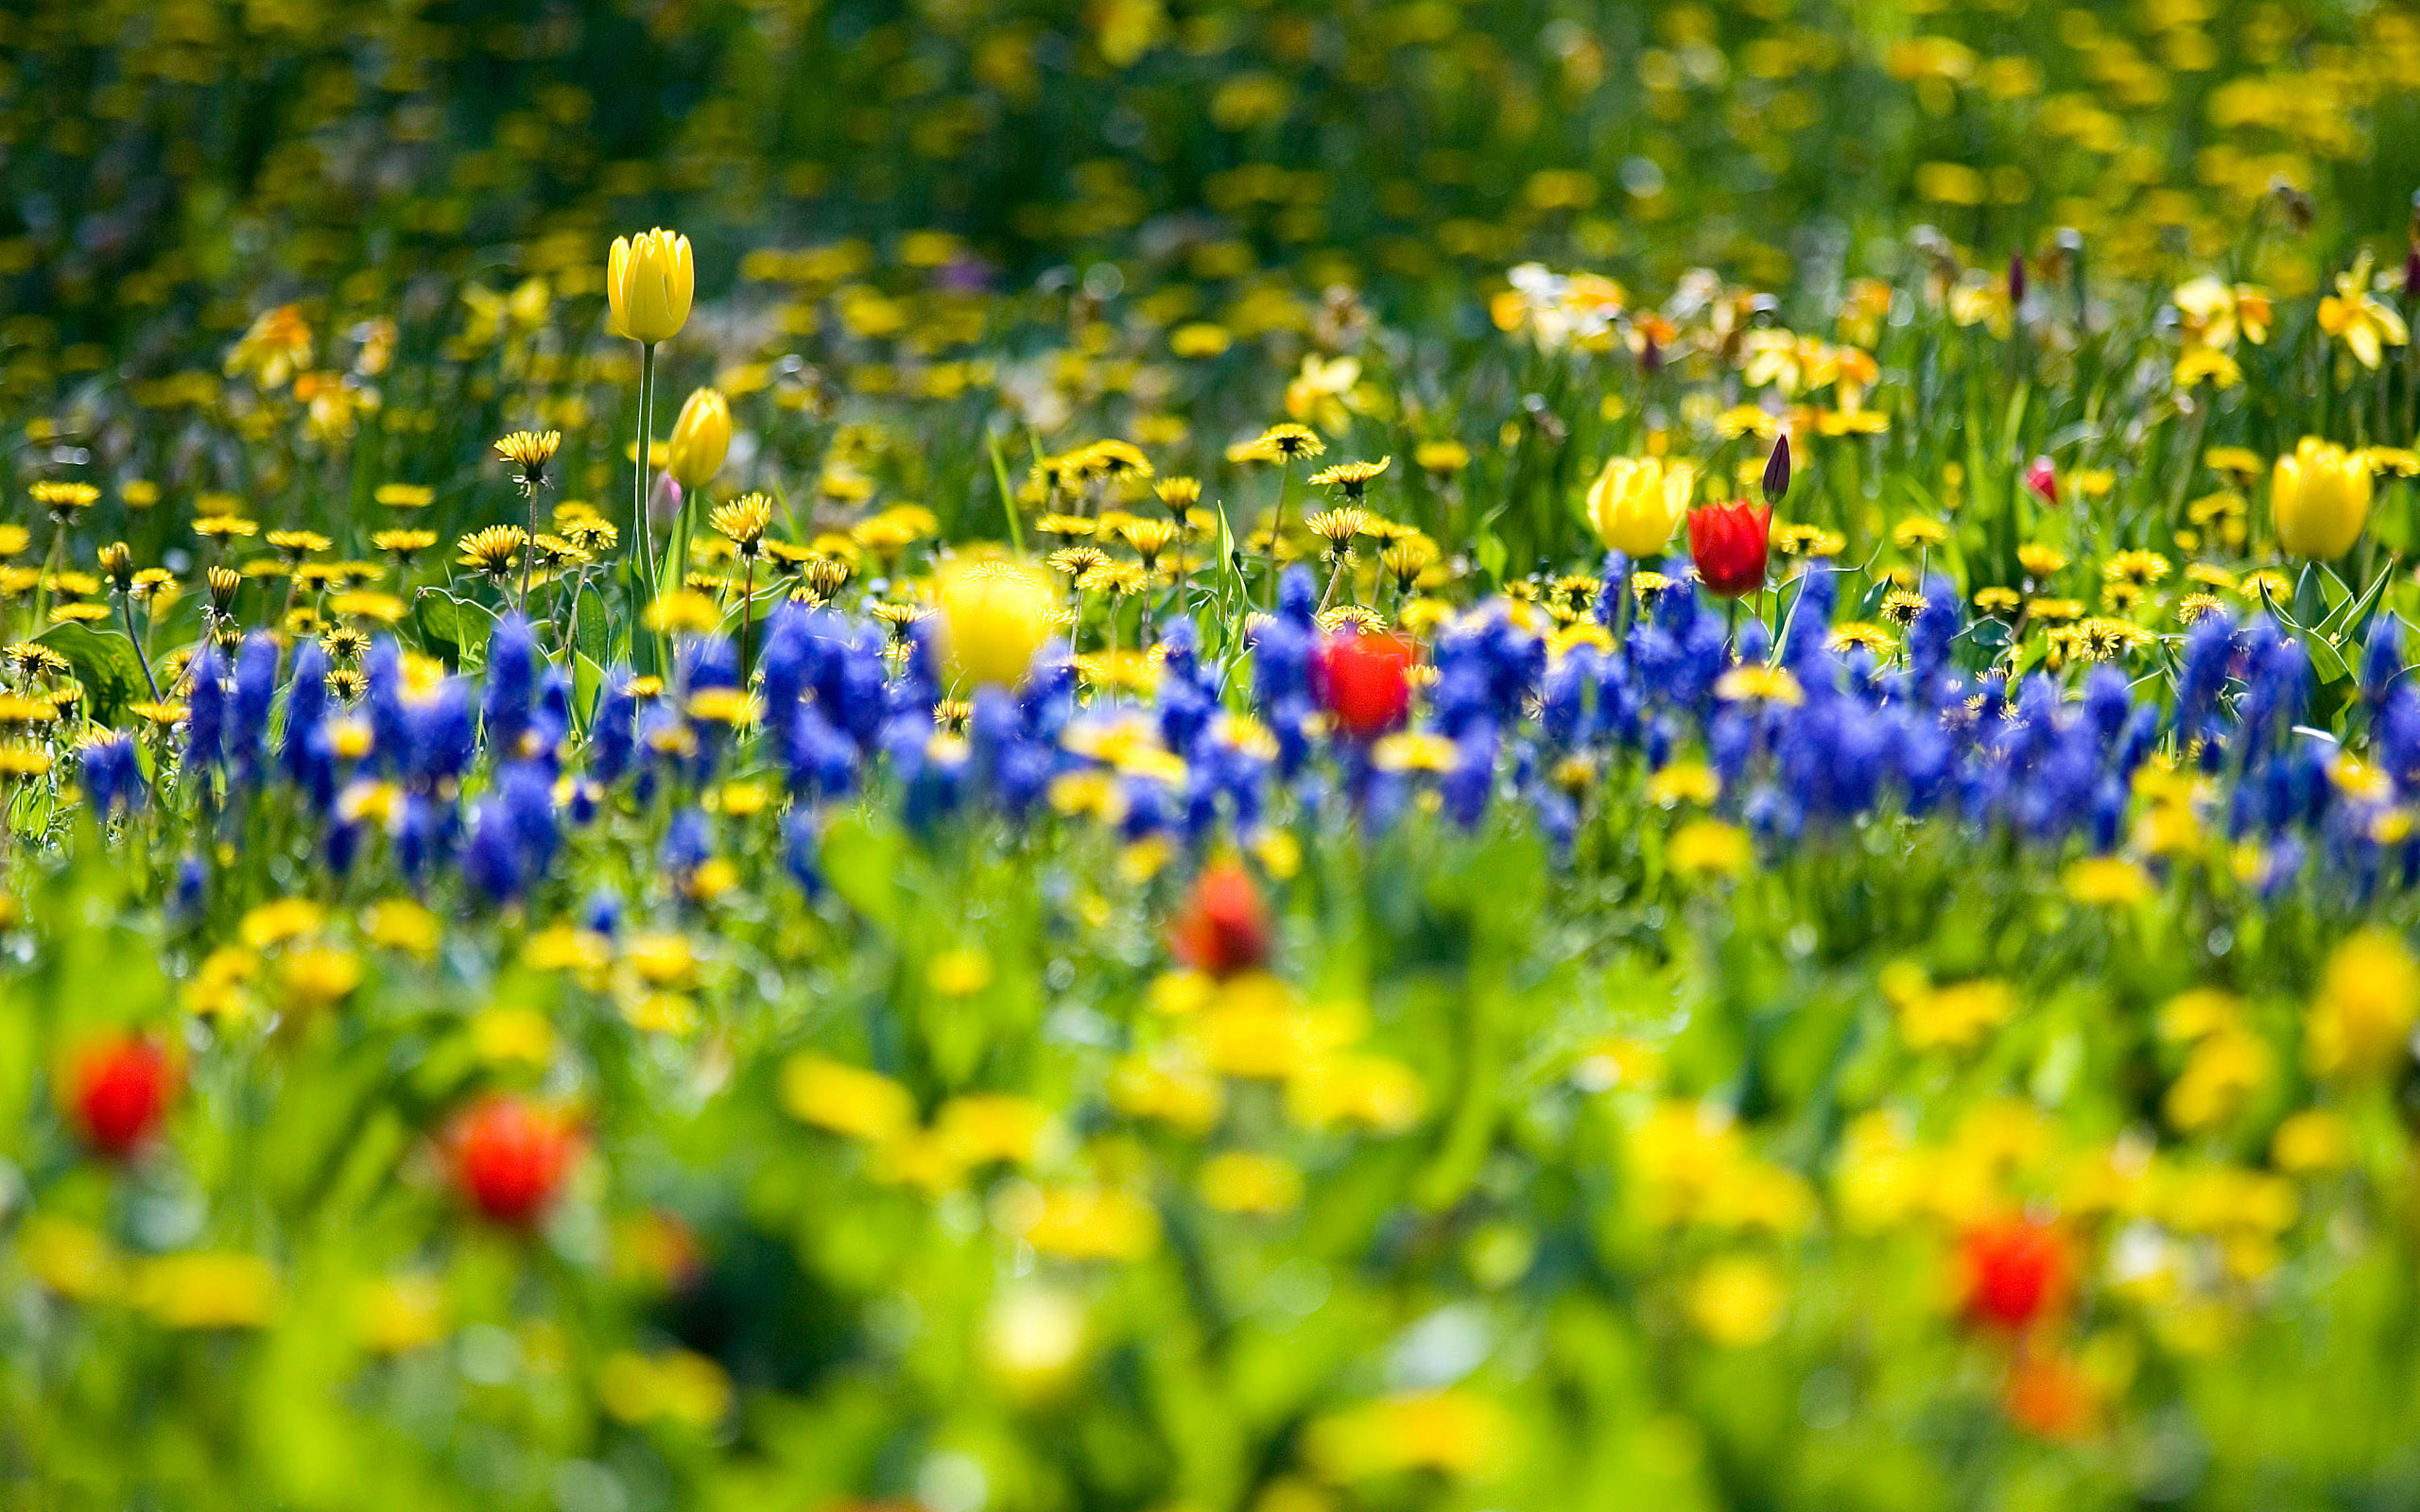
2008 249 2027 309
1761 434 1790 505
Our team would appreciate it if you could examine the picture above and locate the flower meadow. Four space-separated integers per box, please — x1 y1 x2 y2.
20 2 2420 1509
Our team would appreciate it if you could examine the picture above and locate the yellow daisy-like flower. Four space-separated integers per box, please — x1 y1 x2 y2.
1226 422 1326 465
493 429 562 493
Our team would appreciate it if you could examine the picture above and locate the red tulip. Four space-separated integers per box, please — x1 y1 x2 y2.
1958 1214 2069 1332
66 1033 176 1159
450 1095 578 1227
1315 632 1415 739
1685 501 1772 599
1169 860 1271 979
2024 455 2058 506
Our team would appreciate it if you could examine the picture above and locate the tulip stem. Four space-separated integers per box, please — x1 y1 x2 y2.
632 339 658 667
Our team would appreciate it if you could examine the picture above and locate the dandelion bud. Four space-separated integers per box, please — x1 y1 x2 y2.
96 541 134 591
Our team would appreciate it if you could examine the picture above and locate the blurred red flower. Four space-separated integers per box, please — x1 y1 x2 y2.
450 1095 579 1227
1959 1214 2070 1332
67 1033 176 1160
1316 632 1415 739
2003 1348 2096 1439
2024 455 2058 506
1169 860 1271 979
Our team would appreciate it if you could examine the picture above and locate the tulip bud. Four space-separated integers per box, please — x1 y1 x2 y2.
449 1095 578 1227
2023 456 2058 506
606 229 694 346
1760 434 1790 506
1168 861 1271 979
66 1032 176 1159
664 387 731 492
2007 249 2028 310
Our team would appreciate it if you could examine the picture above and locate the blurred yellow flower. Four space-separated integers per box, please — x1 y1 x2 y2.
1687 1254 1788 1347
1199 1150 1305 1215
1668 818 1750 877
1305 1390 1514 1482
2307 930 2419 1079
357 1275 449 1353
2317 252 2408 369
934 557 1057 688
135 1252 279 1330
779 1054 916 1143
2064 856 2150 905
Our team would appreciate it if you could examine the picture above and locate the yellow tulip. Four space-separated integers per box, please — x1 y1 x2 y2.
2272 437 2370 559
935 558 1058 688
607 229 694 346
1585 455 1695 557
663 388 730 491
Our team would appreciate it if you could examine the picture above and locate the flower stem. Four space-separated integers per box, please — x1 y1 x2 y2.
631 339 657 664
1266 463 1291 609
121 595 160 700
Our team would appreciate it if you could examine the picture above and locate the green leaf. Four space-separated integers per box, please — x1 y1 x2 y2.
2291 562 2329 631
572 651 606 728
413 588 493 664
819 814 901 932
573 584 611 671
37 621 147 725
